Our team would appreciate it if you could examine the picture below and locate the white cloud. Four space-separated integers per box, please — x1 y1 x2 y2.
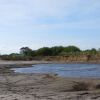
0 0 81 21
23 0 100 31
32 19 100 31
0 0 99 27
0 0 100 53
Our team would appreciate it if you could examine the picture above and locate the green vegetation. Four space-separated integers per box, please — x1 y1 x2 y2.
36 47 52 56
51 46 64 56
0 45 100 60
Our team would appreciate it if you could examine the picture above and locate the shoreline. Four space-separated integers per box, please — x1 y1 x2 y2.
0 60 52 65
0 60 100 66
0 61 100 99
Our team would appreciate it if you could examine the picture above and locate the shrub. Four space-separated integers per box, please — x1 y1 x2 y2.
71 82 90 91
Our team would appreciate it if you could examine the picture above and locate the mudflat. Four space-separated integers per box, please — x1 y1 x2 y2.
0 60 100 100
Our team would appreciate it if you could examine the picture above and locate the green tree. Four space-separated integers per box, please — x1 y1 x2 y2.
64 46 81 54
51 46 64 56
36 47 52 56
20 47 34 57
90 48 97 54
82 48 97 55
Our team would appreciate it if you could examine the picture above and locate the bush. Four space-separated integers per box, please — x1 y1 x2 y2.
64 46 81 54
71 82 90 91
36 47 52 56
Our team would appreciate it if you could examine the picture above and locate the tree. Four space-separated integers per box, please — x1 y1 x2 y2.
36 47 52 56
82 48 97 55
64 46 81 54
90 48 97 54
20 47 34 57
51 46 64 56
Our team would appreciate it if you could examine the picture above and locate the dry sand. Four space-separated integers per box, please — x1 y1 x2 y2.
0 60 52 65
0 60 100 100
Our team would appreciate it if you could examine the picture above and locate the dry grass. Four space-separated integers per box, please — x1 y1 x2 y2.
95 84 100 89
71 82 90 91
43 74 58 79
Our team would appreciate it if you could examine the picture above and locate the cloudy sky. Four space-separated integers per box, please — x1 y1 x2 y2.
0 0 100 54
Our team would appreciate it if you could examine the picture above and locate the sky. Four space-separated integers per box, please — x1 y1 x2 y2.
0 0 100 54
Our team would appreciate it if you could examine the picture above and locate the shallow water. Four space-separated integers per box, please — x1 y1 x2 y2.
12 63 100 78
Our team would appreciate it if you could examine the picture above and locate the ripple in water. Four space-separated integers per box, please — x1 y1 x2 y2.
12 63 100 78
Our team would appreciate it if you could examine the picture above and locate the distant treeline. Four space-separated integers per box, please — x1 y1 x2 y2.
0 46 100 60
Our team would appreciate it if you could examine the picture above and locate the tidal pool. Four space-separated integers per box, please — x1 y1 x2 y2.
12 63 100 78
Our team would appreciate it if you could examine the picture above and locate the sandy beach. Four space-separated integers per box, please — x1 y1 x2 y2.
0 60 53 65
0 61 100 100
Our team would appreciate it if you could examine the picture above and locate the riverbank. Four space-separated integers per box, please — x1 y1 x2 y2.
0 59 100 67
0 60 53 65
0 62 100 100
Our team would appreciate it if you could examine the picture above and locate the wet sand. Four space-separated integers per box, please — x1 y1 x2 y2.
0 60 100 100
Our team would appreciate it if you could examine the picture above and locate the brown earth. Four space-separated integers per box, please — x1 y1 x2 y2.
43 54 100 63
0 61 100 100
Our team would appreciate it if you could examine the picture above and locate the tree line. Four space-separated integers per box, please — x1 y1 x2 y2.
0 46 100 60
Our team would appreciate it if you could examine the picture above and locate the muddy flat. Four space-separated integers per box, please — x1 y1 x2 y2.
0 61 100 100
